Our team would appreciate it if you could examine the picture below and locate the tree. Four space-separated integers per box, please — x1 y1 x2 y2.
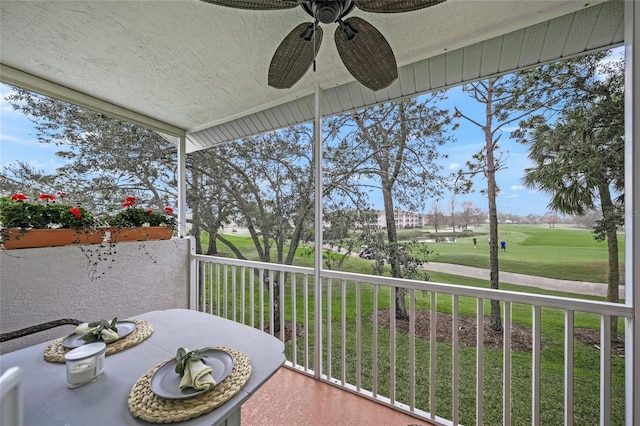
4 87 177 213
203 125 369 330
460 200 483 230
326 95 455 320
449 195 456 232
3 85 231 255
453 58 571 332
518 50 624 338
542 211 560 228
520 57 623 337
429 201 443 232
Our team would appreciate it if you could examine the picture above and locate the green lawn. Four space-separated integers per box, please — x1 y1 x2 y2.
403 224 625 284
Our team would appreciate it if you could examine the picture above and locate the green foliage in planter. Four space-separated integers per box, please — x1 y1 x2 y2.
0 196 97 230
107 207 177 231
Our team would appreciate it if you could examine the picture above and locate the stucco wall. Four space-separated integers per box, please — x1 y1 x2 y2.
0 237 191 353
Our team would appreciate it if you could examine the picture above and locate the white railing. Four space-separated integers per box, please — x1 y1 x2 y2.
192 254 633 426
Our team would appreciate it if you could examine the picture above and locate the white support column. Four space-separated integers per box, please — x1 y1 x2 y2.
178 135 187 238
624 1 639 425
178 135 197 310
313 85 323 379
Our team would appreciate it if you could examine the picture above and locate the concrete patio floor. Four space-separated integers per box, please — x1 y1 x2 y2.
242 367 434 426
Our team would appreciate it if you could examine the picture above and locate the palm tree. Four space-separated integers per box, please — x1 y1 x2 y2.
522 110 624 338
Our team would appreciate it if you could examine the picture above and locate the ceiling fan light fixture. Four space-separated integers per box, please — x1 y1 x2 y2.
313 2 341 24
312 1 348 24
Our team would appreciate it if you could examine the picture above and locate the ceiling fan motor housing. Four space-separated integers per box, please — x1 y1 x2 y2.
311 0 350 24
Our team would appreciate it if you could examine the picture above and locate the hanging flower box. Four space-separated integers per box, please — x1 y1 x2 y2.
1 228 105 250
0 193 104 250
105 196 176 242
1 193 176 250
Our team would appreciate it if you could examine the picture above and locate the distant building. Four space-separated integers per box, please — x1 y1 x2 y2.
363 209 425 229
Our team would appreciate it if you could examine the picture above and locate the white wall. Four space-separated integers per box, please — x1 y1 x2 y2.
0 238 191 353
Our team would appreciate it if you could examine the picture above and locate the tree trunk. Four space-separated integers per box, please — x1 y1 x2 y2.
268 271 282 334
485 79 503 332
599 184 620 340
382 186 409 321
206 228 218 255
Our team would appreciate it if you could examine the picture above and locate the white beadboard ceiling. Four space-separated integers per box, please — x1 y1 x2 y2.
0 0 623 153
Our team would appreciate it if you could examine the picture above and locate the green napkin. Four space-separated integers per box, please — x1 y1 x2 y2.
178 358 216 390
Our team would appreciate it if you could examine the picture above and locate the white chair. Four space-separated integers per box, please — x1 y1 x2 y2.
0 366 23 426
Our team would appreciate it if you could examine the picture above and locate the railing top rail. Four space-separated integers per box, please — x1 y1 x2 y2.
193 254 633 317
321 269 633 317
192 253 313 275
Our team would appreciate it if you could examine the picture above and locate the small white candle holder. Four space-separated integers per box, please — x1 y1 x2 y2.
64 342 106 388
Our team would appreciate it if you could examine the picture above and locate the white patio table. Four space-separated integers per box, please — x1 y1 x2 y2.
0 308 285 426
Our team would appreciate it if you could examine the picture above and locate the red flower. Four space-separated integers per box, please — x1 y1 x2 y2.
56 191 67 198
122 196 137 209
39 193 56 202
10 193 28 202
69 208 82 219
164 207 173 215
147 209 153 213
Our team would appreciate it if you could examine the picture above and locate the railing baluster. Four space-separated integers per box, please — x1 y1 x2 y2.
477 298 484 426
390 286 396 404
341 279 346 386
303 273 309 372
565 309 574 426
291 273 297 367
409 289 416 411
250 267 255 327
216 263 220 315
269 270 274 336
532 305 541 426
317 275 323 376
430 291 437 419
232 265 237 322
356 281 362 391
240 266 245 324
327 277 332 380
503 301 511 426
206 262 212 314
259 269 264 332
373 284 378 398
279 271 285 343
223 264 228 318
600 314 612 426
452 295 459 425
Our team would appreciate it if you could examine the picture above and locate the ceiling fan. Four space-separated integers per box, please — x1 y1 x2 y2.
201 0 447 91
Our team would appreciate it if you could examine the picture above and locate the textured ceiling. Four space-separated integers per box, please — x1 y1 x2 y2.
0 0 622 152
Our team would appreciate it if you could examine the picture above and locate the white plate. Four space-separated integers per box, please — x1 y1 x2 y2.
149 349 234 400
61 321 137 349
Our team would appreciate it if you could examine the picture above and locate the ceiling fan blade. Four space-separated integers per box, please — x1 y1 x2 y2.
200 0 298 10
334 17 397 91
269 23 323 89
354 0 447 13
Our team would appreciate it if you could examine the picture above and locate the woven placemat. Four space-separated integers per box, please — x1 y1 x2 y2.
43 320 154 363
128 346 252 424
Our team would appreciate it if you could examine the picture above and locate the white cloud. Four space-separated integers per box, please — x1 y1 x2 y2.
510 185 525 191
0 133 22 143
448 162 460 170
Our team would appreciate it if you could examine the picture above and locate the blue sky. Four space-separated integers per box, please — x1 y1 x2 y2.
0 82 550 216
